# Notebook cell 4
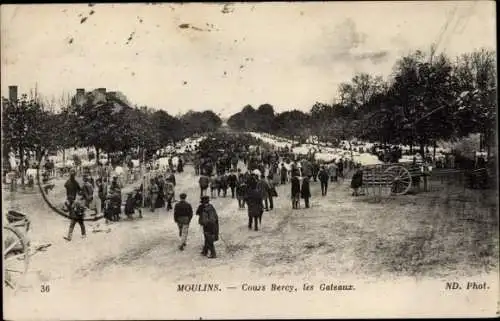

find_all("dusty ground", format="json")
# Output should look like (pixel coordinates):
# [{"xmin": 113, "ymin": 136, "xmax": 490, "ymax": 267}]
[{"xmin": 3, "ymin": 164, "xmax": 499, "ymax": 319}]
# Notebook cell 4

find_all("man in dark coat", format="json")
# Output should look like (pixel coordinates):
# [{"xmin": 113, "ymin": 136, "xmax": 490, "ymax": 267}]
[
  {"xmin": 231, "ymin": 154, "xmax": 239, "ymax": 171},
  {"xmin": 236, "ymin": 178, "xmax": 248, "ymax": 209},
  {"xmin": 82, "ymin": 176, "xmax": 94, "ymax": 209},
  {"xmin": 280, "ymin": 164, "xmax": 288, "ymax": 184},
  {"xmin": 318, "ymin": 165, "xmax": 330, "ymax": 196},
  {"xmin": 227, "ymin": 170, "xmax": 238, "ymax": 198},
  {"xmin": 177, "ymin": 157, "xmax": 184, "ymax": 173},
  {"xmin": 124, "ymin": 192, "xmax": 137, "ymax": 220},
  {"xmin": 301, "ymin": 176, "xmax": 311, "ymax": 208},
  {"xmin": 312, "ymin": 161, "xmax": 320, "ymax": 182},
  {"xmin": 351, "ymin": 169, "xmax": 363, "ymax": 196},
  {"xmin": 155, "ymin": 175, "xmax": 166, "ymax": 209},
  {"xmin": 196, "ymin": 196, "xmax": 219, "ymax": 258},
  {"xmin": 291, "ymin": 174, "xmax": 301, "ymax": 209},
  {"xmin": 199, "ymin": 174, "xmax": 210, "ymax": 198},
  {"xmin": 64, "ymin": 169, "xmax": 81, "ymax": 209},
  {"xmin": 174, "ymin": 193, "xmax": 193, "ymax": 251},
  {"xmin": 109, "ymin": 176, "xmax": 123, "ymax": 221},
  {"xmin": 64, "ymin": 169, "xmax": 85, "ymax": 241},
  {"xmin": 337, "ymin": 159, "xmax": 344, "ymax": 179},
  {"xmin": 246, "ymin": 187, "xmax": 263, "ymax": 231},
  {"xmin": 219, "ymin": 173, "xmax": 228, "ymax": 197}
]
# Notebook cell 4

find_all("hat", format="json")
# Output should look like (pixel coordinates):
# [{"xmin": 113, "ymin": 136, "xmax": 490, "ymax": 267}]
[
  {"xmin": 180, "ymin": 193, "xmax": 187, "ymax": 199},
  {"xmin": 201, "ymin": 195, "xmax": 210, "ymax": 203}
]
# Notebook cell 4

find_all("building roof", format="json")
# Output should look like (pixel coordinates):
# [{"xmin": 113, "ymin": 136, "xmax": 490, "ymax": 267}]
[{"xmin": 71, "ymin": 88, "xmax": 133, "ymax": 113}]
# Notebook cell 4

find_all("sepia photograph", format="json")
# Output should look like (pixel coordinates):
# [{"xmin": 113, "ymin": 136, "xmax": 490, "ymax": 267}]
[{"xmin": 2, "ymin": 2, "xmax": 498, "ymax": 319}]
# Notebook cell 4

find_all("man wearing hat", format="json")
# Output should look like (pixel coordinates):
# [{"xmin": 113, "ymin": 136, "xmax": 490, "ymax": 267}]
[
  {"xmin": 64, "ymin": 168, "xmax": 81, "ymax": 210},
  {"xmin": 196, "ymin": 196, "xmax": 219, "ymax": 258},
  {"xmin": 63, "ymin": 168, "xmax": 86, "ymax": 241},
  {"xmin": 174, "ymin": 193, "xmax": 193, "ymax": 251}
]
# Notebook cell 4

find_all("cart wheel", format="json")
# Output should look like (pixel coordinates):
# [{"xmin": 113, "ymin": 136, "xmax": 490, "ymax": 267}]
[
  {"xmin": 385, "ymin": 165, "xmax": 412, "ymax": 195},
  {"xmin": 3, "ymin": 226, "xmax": 30, "ymax": 290}
]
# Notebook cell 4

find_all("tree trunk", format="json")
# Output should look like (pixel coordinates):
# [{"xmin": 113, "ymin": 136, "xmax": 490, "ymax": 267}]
[
  {"xmin": 63, "ymin": 149, "xmax": 66, "ymax": 164},
  {"xmin": 96, "ymin": 147, "xmax": 100, "ymax": 164},
  {"xmin": 433, "ymin": 141, "xmax": 437, "ymax": 162},
  {"xmin": 419, "ymin": 142, "xmax": 425, "ymax": 158}
]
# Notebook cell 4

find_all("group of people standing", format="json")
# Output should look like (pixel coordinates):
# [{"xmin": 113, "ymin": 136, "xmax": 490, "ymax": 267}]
[
  {"xmin": 60, "ymin": 144, "xmax": 358, "ymax": 261},
  {"xmin": 145, "ymin": 170, "xmax": 177, "ymax": 212}
]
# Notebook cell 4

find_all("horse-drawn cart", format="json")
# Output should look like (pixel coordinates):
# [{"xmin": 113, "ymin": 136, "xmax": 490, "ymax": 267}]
[{"xmin": 361, "ymin": 161, "xmax": 428, "ymax": 197}]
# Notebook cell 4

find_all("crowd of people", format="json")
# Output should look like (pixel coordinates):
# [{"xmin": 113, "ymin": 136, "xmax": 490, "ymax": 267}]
[{"xmin": 59, "ymin": 141, "xmax": 361, "ymax": 259}]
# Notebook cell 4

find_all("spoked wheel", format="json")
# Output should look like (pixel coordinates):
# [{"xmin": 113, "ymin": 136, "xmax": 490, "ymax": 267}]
[
  {"xmin": 385, "ymin": 165, "xmax": 412, "ymax": 195},
  {"xmin": 3, "ymin": 226, "xmax": 30, "ymax": 290}
]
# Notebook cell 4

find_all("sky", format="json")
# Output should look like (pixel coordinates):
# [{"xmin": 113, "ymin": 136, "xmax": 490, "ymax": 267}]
[{"xmin": 1, "ymin": 2, "xmax": 496, "ymax": 117}]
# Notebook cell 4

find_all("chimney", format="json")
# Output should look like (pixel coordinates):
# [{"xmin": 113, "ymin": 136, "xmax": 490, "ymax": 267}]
[
  {"xmin": 97, "ymin": 88, "xmax": 106, "ymax": 94},
  {"xmin": 76, "ymin": 88, "xmax": 85, "ymax": 96},
  {"xmin": 8, "ymin": 85, "xmax": 18, "ymax": 102}
]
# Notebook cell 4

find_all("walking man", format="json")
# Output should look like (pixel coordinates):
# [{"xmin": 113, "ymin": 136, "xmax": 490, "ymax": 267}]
[
  {"xmin": 337, "ymin": 159, "xmax": 344, "ymax": 179},
  {"xmin": 246, "ymin": 184, "xmax": 263, "ymax": 231},
  {"xmin": 174, "ymin": 193, "xmax": 193, "ymax": 251},
  {"xmin": 64, "ymin": 169, "xmax": 86, "ymax": 241},
  {"xmin": 301, "ymin": 176, "xmax": 311, "ymax": 208},
  {"xmin": 280, "ymin": 164, "xmax": 288, "ymax": 184},
  {"xmin": 196, "ymin": 196, "xmax": 219, "ymax": 259},
  {"xmin": 199, "ymin": 173, "xmax": 210, "ymax": 198},
  {"xmin": 291, "ymin": 174, "xmax": 301, "ymax": 209},
  {"xmin": 236, "ymin": 177, "xmax": 248, "ymax": 209},
  {"xmin": 318, "ymin": 165, "xmax": 329, "ymax": 196}
]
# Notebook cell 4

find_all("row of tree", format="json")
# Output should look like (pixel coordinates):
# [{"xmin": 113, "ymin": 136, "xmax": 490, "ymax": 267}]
[
  {"xmin": 2, "ymin": 89, "xmax": 222, "ymax": 180},
  {"xmin": 227, "ymin": 47, "xmax": 497, "ymax": 157}
]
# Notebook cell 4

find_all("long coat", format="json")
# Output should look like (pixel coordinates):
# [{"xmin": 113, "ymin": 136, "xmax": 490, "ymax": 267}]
[
  {"xmin": 351, "ymin": 170, "xmax": 363, "ymax": 189},
  {"xmin": 246, "ymin": 189, "xmax": 263, "ymax": 218},
  {"xmin": 291, "ymin": 176, "xmax": 301, "ymax": 198},
  {"xmin": 301, "ymin": 177, "xmax": 311, "ymax": 199},
  {"xmin": 318, "ymin": 169, "xmax": 329, "ymax": 182},
  {"xmin": 256, "ymin": 178, "xmax": 270, "ymax": 199},
  {"xmin": 199, "ymin": 175, "xmax": 210, "ymax": 189},
  {"xmin": 236, "ymin": 182, "xmax": 248, "ymax": 200},
  {"xmin": 196, "ymin": 203, "xmax": 219, "ymax": 242}
]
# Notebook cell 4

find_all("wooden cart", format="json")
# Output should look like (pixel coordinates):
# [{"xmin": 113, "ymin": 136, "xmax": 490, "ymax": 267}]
[{"xmin": 361, "ymin": 161, "xmax": 426, "ymax": 196}]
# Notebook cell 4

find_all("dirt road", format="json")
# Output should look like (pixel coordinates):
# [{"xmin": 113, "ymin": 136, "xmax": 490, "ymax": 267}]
[{"xmin": 4, "ymin": 163, "xmax": 498, "ymax": 319}]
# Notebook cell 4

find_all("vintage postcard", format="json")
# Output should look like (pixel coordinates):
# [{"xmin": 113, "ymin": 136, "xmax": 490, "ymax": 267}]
[{"xmin": 2, "ymin": 2, "xmax": 498, "ymax": 319}]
